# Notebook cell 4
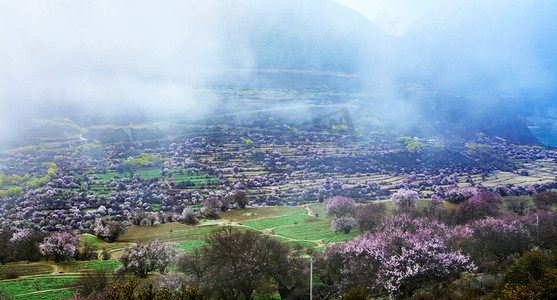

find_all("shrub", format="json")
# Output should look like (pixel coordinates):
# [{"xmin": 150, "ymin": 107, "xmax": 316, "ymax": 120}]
[
  {"xmin": 339, "ymin": 285, "xmax": 369, "ymax": 300},
  {"xmin": 181, "ymin": 207, "xmax": 198, "ymax": 225},
  {"xmin": 75, "ymin": 240, "xmax": 100, "ymax": 261},
  {"xmin": 497, "ymin": 270, "xmax": 557, "ymax": 300},
  {"xmin": 503, "ymin": 251, "xmax": 547, "ymax": 285},
  {"xmin": 331, "ymin": 217, "xmax": 356, "ymax": 234},
  {"xmin": 494, "ymin": 250, "xmax": 557, "ymax": 299},
  {"xmin": 533, "ymin": 191, "xmax": 557, "ymax": 210},
  {"xmin": 355, "ymin": 202, "xmax": 386, "ymax": 232},
  {"xmin": 107, "ymin": 276, "xmax": 206, "ymax": 300},
  {"xmin": 455, "ymin": 192, "xmax": 501, "ymax": 224},
  {"xmin": 3, "ymin": 270, "xmax": 19, "ymax": 279},
  {"xmin": 459, "ymin": 218, "xmax": 533, "ymax": 272},
  {"xmin": 100, "ymin": 247, "xmax": 111, "ymax": 260},
  {"xmin": 107, "ymin": 276, "xmax": 140, "ymax": 300},
  {"xmin": 94, "ymin": 219, "xmax": 126, "ymax": 243},
  {"xmin": 76, "ymin": 269, "xmax": 108, "ymax": 297}
]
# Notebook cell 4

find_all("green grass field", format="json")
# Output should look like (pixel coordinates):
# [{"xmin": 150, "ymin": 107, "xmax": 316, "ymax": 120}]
[
  {"xmin": 14, "ymin": 289, "xmax": 75, "ymax": 300},
  {"xmin": 0, "ymin": 275, "xmax": 76, "ymax": 300},
  {"xmin": 177, "ymin": 240, "xmax": 206, "ymax": 253},
  {"xmin": 240, "ymin": 214, "xmax": 317, "ymax": 230},
  {"xmin": 272, "ymin": 220, "xmax": 336, "ymax": 240},
  {"xmin": 220, "ymin": 205, "xmax": 307, "ymax": 222},
  {"xmin": 287, "ymin": 240, "xmax": 318, "ymax": 249},
  {"xmin": 58, "ymin": 260, "xmax": 122, "ymax": 274},
  {"xmin": 79, "ymin": 234, "xmax": 102, "ymax": 244}
]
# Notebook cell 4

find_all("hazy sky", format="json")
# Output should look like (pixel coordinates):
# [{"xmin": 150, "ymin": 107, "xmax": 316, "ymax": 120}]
[
  {"xmin": 0, "ymin": 0, "xmax": 256, "ymax": 139},
  {"xmin": 1, "ymin": 0, "xmax": 556, "ymax": 142},
  {"xmin": 337, "ymin": 0, "xmax": 557, "ymax": 93},
  {"xmin": 333, "ymin": 0, "xmax": 440, "ymax": 37},
  {"xmin": 333, "ymin": 0, "xmax": 539, "ymax": 37}
]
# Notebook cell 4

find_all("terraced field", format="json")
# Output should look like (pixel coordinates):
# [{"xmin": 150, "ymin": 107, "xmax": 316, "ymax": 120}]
[
  {"xmin": 0, "ymin": 263, "xmax": 53, "ymax": 278},
  {"xmin": 196, "ymin": 142, "xmax": 557, "ymax": 203}
]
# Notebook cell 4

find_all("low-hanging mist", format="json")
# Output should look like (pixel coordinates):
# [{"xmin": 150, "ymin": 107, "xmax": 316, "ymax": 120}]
[{"xmin": 1, "ymin": 0, "xmax": 556, "ymax": 147}]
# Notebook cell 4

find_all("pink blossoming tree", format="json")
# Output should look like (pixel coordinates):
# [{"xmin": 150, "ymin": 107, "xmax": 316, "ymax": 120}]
[
  {"xmin": 324, "ymin": 196, "xmax": 356, "ymax": 219},
  {"xmin": 340, "ymin": 214, "xmax": 475, "ymax": 297},
  {"xmin": 39, "ymin": 231, "xmax": 80, "ymax": 262},
  {"xmin": 324, "ymin": 196, "xmax": 357, "ymax": 234}
]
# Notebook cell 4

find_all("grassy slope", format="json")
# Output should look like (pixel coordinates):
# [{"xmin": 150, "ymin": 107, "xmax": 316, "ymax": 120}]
[
  {"xmin": 1, "ymin": 197, "xmax": 550, "ymax": 299},
  {"xmin": 1, "ymin": 203, "xmax": 359, "ymax": 299}
]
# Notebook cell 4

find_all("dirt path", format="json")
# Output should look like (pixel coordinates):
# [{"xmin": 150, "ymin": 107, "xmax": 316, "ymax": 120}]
[
  {"xmin": 15, "ymin": 287, "xmax": 74, "ymax": 298},
  {"xmin": 50, "ymin": 263, "xmax": 64, "ymax": 274},
  {"xmin": 303, "ymin": 204, "xmax": 313, "ymax": 216},
  {"xmin": 200, "ymin": 212, "xmax": 331, "ymax": 248}
]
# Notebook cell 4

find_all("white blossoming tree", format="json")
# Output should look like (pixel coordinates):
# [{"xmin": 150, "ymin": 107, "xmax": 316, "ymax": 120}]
[
  {"xmin": 93, "ymin": 218, "xmax": 126, "ymax": 242},
  {"xmin": 116, "ymin": 240, "xmax": 182, "ymax": 278},
  {"xmin": 390, "ymin": 188, "xmax": 420, "ymax": 207}
]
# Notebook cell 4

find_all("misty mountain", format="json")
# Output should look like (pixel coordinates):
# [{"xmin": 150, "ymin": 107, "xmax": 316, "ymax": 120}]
[
  {"xmin": 334, "ymin": 0, "xmax": 557, "ymax": 94},
  {"xmin": 0, "ymin": 0, "xmax": 552, "ymax": 148},
  {"xmin": 211, "ymin": 0, "xmax": 394, "ymax": 79}
]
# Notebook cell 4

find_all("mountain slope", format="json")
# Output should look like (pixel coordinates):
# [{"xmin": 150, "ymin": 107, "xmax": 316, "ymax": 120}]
[{"xmin": 333, "ymin": 0, "xmax": 557, "ymax": 93}]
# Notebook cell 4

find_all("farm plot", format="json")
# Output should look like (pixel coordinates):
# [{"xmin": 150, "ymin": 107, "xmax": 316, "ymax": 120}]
[
  {"xmin": 58, "ymin": 260, "xmax": 122, "ymax": 274},
  {"xmin": 79, "ymin": 234, "xmax": 102, "ymax": 244},
  {"xmin": 272, "ymin": 219, "xmax": 337, "ymax": 240},
  {"xmin": 0, "ymin": 263, "xmax": 53, "ymax": 278},
  {"xmin": 220, "ymin": 205, "xmax": 307, "ymax": 222},
  {"xmin": 177, "ymin": 240, "xmax": 206, "ymax": 253},
  {"xmin": 229, "ymin": 204, "xmax": 359, "ymax": 246},
  {"xmin": 118, "ymin": 222, "xmax": 218, "ymax": 245},
  {"xmin": 82, "ymin": 168, "xmax": 219, "ymax": 195}
]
